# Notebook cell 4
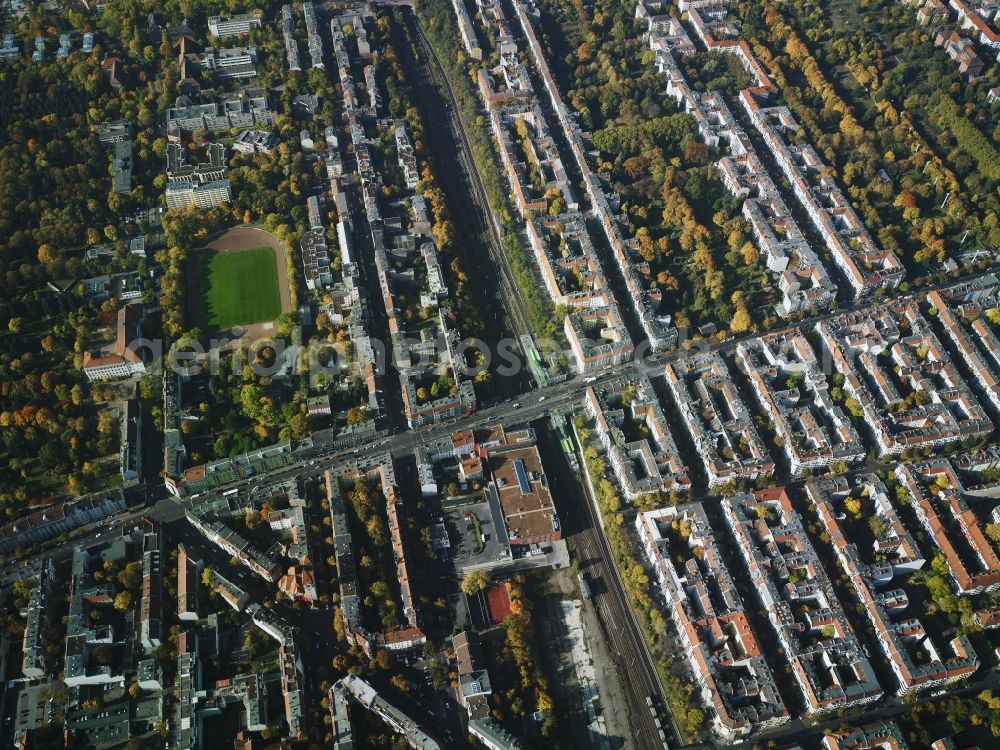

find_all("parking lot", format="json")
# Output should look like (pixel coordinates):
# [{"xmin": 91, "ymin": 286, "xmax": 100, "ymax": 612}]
[{"xmin": 442, "ymin": 497, "xmax": 507, "ymax": 572}]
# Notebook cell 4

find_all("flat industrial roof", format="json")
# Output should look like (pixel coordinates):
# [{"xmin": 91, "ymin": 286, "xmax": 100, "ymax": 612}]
[{"xmin": 489, "ymin": 444, "xmax": 557, "ymax": 542}]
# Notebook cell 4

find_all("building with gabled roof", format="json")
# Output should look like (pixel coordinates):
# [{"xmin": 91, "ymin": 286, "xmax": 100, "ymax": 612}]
[
  {"xmin": 641, "ymin": 10, "xmax": 836, "ymax": 320},
  {"xmin": 808, "ymin": 475, "xmax": 979, "ymax": 695},
  {"xmin": 929, "ymin": 277, "xmax": 1000, "ymax": 417},
  {"xmin": 21, "ymin": 558, "xmax": 53, "ymax": 679},
  {"xmin": 636, "ymin": 502, "xmax": 788, "ymax": 739},
  {"xmin": 209, "ymin": 672, "xmax": 267, "ymax": 732},
  {"xmin": 302, "ymin": 0, "xmax": 324, "ymax": 68},
  {"xmin": 82, "ymin": 303, "xmax": 146, "ymax": 381},
  {"xmin": 741, "ymin": 92, "xmax": 904, "ymax": 297},
  {"xmin": 514, "ymin": 0, "xmax": 677, "ymax": 352},
  {"xmin": 666, "ymin": 352, "xmax": 774, "ymax": 487},
  {"xmin": 451, "ymin": 0, "xmax": 482, "ymax": 60},
  {"xmin": 896, "ymin": 459, "xmax": 1000, "ymax": 595},
  {"xmin": 949, "ymin": 0, "xmax": 1000, "ymax": 50},
  {"xmin": 564, "ymin": 304, "xmax": 634, "ymax": 374},
  {"xmin": 822, "ymin": 721, "xmax": 910, "ymax": 750},
  {"xmin": 176, "ymin": 543, "xmax": 201, "ymax": 621},
  {"xmin": 723, "ymin": 489, "xmax": 882, "ymax": 713},
  {"xmin": 586, "ymin": 372, "xmax": 690, "ymax": 499},
  {"xmin": 817, "ymin": 300, "xmax": 992, "ymax": 455},
  {"xmin": 185, "ymin": 511, "xmax": 281, "ymax": 583},
  {"xmin": 325, "ymin": 460, "xmax": 427, "ymax": 657},
  {"xmin": 525, "ymin": 213, "xmax": 611, "ymax": 311},
  {"xmin": 738, "ymin": 330, "xmax": 865, "ymax": 474},
  {"xmin": 586, "ymin": 373, "xmax": 691, "ymax": 500},
  {"xmin": 331, "ymin": 675, "xmax": 441, "ymax": 750},
  {"xmin": 281, "ymin": 5, "xmax": 301, "ymax": 71}
]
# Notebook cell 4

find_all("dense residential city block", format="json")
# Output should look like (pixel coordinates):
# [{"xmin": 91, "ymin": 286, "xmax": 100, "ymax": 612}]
[{"xmin": 5, "ymin": 0, "xmax": 1000, "ymax": 748}]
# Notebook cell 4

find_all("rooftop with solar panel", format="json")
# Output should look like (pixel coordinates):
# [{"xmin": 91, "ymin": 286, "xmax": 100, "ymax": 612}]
[{"xmin": 487, "ymin": 435, "xmax": 562, "ymax": 548}]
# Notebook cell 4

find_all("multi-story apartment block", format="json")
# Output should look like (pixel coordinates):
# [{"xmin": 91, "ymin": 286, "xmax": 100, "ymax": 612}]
[
  {"xmin": 176, "ymin": 543, "xmax": 201, "ymax": 621},
  {"xmin": 354, "ymin": 12, "xmax": 372, "ymax": 59},
  {"xmin": 0, "ymin": 490, "xmax": 126, "ymax": 555},
  {"xmin": 80, "ymin": 272, "xmax": 144, "ymax": 304},
  {"xmin": 112, "ymin": 139, "xmax": 132, "ymax": 195},
  {"xmin": 247, "ymin": 605, "xmax": 304, "ymax": 737},
  {"xmin": 333, "ymin": 23, "xmax": 476, "ymax": 431},
  {"xmin": 395, "ymin": 123, "xmax": 420, "ymax": 189},
  {"xmin": 208, "ymin": 12, "xmax": 263, "ymax": 38},
  {"xmin": 0, "ymin": 33, "xmax": 20, "ymax": 58},
  {"xmin": 817, "ymin": 300, "xmax": 992, "ymax": 456},
  {"xmin": 139, "ymin": 523, "xmax": 163, "ymax": 653},
  {"xmin": 916, "ymin": 0, "xmax": 951, "ymax": 26},
  {"xmin": 741, "ymin": 94, "xmax": 904, "ymax": 297},
  {"xmin": 166, "ymin": 88, "xmax": 275, "ymax": 141},
  {"xmin": 949, "ymin": 0, "xmax": 1000, "ymax": 51},
  {"xmin": 120, "ymin": 397, "xmax": 142, "ymax": 481},
  {"xmin": 396, "ymin": 308, "xmax": 478, "ymax": 428},
  {"xmin": 174, "ymin": 632, "xmax": 198, "ymax": 750},
  {"xmin": 686, "ymin": 3, "xmax": 776, "ymax": 90},
  {"xmin": 808, "ymin": 475, "xmax": 979, "ymax": 694},
  {"xmin": 723, "ymin": 489, "xmax": 882, "ymax": 713},
  {"xmin": 303, "ymin": 0, "xmax": 324, "ymax": 68},
  {"xmin": 165, "ymin": 142, "xmax": 231, "ymax": 210},
  {"xmin": 64, "ymin": 546, "xmax": 126, "ymax": 688},
  {"xmin": 514, "ymin": 0, "xmax": 678, "ymax": 351},
  {"xmin": 185, "ymin": 511, "xmax": 282, "ymax": 582},
  {"xmin": 525, "ymin": 213, "xmax": 611, "ymax": 310},
  {"xmin": 207, "ymin": 672, "xmax": 267, "ymax": 732},
  {"xmin": 281, "ymin": 5, "xmax": 301, "ymax": 71},
  {"xmin": 269, "ymin": 496, "xmax": 318, "ymax": 604},
  {"xmin": 477, "ymin": 52, "xmax": 531, "ymax": 105},
  {"xmin": 330, "ymin": 675, "xmax": 442, "ymax": 750},
  {"xmin": 895, "ymin": 459, "xmax": 1000, "ymax": 595},
  {"xmin": 929, "ymin": 277, "xmax": 1000, "ymax": 416},
  {"xmin": 585, "ymin": 372, "xmax": 690, "ymax": 500},
  {"xmin": 97, "ymin": 119, "xmax": 131, "ymax": 144},
  {"xmin": 823, "ymin": 722, "xmax": 911, "ymax": 750},
  {"xmin": 564, "ymin": 304, "xmax": 634, "ymax": 374},
  {"xmin": 193, "ymin": 45, "xmax": 258, "ymax": 79},
  {"xmin": 666, "ymin": 352, "xmax": 775, "ymax": 487},
  {"xmin": 451, "ymin": 0, "xmax": 482, "ymax": 60},
  {"xmin": 719, "ymin": 145, "xmax": 838, "ymax": 316},
  {"xmin": 954, "ymin": 444, "xmax": 1000, "ymax": 472},
  {"xmin": 490, "ymin": 103, "xmax": 576, "ymax": 218},
  {"xmin": 452, "ymin": 630, "xmax": 518, "ymax": 749},
  {"xmin": 935, "ymin": 29, "xmax": 986, "ymax": 77},
  {"xmin": 463, "ymin": 4, "xmax": 640, "ymax": 370},
  {"xmin": 737, "ymin": 331, "xmax": 866, "ymax": 475},
  {"xmin": 232, "ymin": 129, "xmax": 278, "ymax": 154},
  {"xmin": 636, "ymin": 503, "xmax": 788, "ymax": 739},
  {"xmin": 21, "ymin": 558, "xmax": 53, "ymax": 679},
  {"xmin": 301, "ymin": 194, "xmax": 333, "ymax": 290},
  {"xmin": 207, "ymin": 568, "xmax": 250, "ymax": 611},
  {"xmin": 641, "ymin": 17, "xmax": 837, "ymax": 319},
  {"xmin": 325, "ymin": 461, "xmax": 427, "ymax": 657}
]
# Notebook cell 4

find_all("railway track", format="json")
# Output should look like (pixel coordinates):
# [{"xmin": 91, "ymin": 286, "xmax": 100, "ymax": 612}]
[
  {"xmin": 404, "ymin": 10, "xmax": 535, "ymax": 343},
  {"xmin": 569, "ymin": 438, "xmax": 679, "ymax": 750}
]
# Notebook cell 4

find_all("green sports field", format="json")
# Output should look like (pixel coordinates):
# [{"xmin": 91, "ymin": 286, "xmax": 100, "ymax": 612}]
[{"xmin": 196, "ymin": 246, "xmax": 282, "ymax": 329}]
